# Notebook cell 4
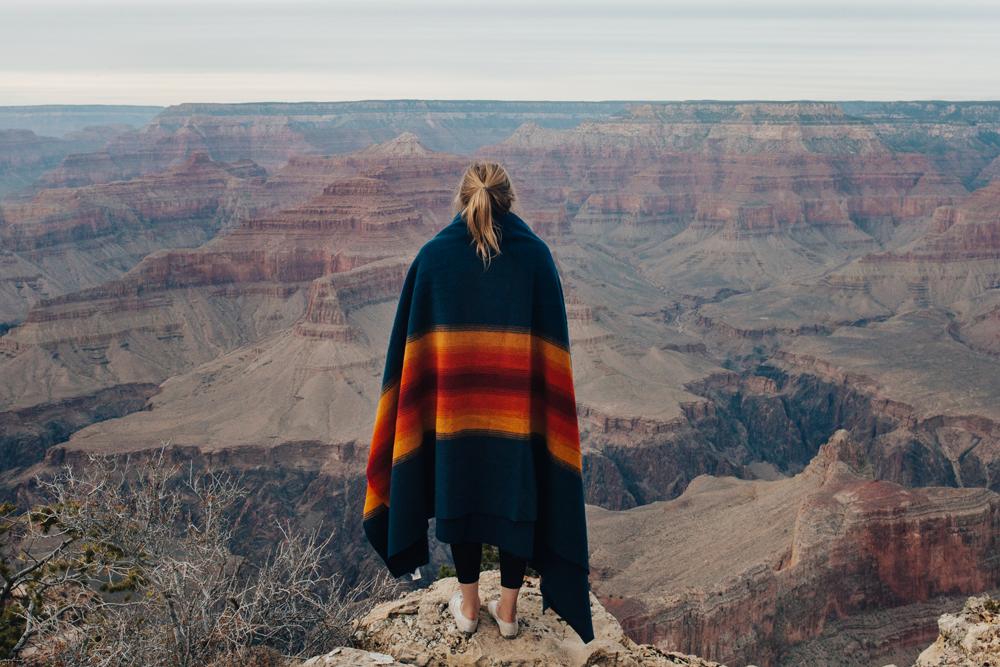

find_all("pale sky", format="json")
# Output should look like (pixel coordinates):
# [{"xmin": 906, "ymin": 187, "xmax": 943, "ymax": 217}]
[{"xmin": 2, "ymin": 0, "xmax": 999, "ymax": 105}]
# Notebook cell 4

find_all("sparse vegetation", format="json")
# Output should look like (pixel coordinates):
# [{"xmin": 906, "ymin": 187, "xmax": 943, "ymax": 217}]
[
  {"xmin": 481, "ymin": 544, "xmax": 500, "ymax": 571},
  {"xmin": 985, "ymin": 597, "xmax": 999, "ymax": 615},
  {"xmin": 0, "ymin": 450, "xmax": 396, "ymax": 666}
]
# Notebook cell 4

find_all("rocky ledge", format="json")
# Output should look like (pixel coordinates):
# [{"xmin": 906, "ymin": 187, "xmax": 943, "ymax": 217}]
[
  {"xmin": 324, "ymin": 570, "xmax": 724, "ymax": 667},
  {"xmin": 914, "ymin": 596, "xmax": 1000, "ymax": 667}
]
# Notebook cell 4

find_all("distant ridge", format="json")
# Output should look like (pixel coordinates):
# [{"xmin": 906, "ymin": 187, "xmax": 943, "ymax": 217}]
[
  {"xmin": 0, "ymin": 105, "xmax": 164, "ymax": 137},
  {"xmin": 154, "ymin": 100, "xmax": 637, "ymax": 117}
]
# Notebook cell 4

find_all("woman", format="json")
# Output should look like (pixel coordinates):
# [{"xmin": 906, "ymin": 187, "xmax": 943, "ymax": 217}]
[{"xmin": 362, "ymin": 161, "xmax": 594, "ymax": 643}]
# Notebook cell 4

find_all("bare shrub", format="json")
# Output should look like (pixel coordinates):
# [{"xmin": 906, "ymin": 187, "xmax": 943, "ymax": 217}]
[{"xmin": 1, "ymin": 449, "xmax": 397, "ymax": 666}]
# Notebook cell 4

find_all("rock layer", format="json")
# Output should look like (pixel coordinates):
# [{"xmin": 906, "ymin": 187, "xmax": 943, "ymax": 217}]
[
  {"xmin": 480, "ymin": 103, "xmax": 968, "ymax": 300},
  {"xmin": 0, "ymin": 176, "xmax": 426, "ymax": 413},
  {"xmin": 826, "ymin": 180, "xmax": 1000, "ymax": 311},
  {"xmin": 0, "ymin": 152, "xmax": 270, "ymax": 324}
]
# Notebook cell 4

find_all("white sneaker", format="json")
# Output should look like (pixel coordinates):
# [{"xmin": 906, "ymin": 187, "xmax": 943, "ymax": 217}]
[
  {"xmin": 488, "ymin": 599, "xmax": 518, "ymax": 639},
  {"xmin": 449, "ymin": 591, "xmax": 478, "ymax": 635}
]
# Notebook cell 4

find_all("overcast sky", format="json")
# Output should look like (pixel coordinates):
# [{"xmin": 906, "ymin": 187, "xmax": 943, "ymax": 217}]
[{"xmin": 2, "ymin": 0, "xmax": 999, "ymax": 105}]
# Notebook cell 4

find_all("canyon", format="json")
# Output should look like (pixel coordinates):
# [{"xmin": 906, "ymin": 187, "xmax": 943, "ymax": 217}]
[
  {"xmin": 1, "ymin": 100, "xmax": 1000, "ymax": 667},
  {"xmin": 589, "ymin": 430, "xmax": 1000, "ymax": 667},
  {"xmin": 18, "ymin": 101, "xmax": 629, "ymax": 194}
]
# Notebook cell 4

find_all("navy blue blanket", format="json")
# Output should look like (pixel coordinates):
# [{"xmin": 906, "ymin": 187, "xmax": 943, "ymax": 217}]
[{"xmin": 363, "ymin": 211, "xmax": 594, "ymax": 642}]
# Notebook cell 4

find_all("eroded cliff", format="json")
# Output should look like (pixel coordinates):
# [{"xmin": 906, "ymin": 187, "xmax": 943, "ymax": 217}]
[{"xmin": 588, "ymin": 431, "xmax": 1000, "ymax": 667}]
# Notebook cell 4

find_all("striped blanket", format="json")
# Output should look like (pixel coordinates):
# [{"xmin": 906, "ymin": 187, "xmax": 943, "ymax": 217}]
[{"xmin": 363, "ymin": 211, "xmax": 594, "ymax": 642}]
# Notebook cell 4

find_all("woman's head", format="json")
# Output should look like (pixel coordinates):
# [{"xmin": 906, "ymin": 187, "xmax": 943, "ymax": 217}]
[{"xmin": 455, "ymin": 161, "xmax": 516, "ymax": 265}]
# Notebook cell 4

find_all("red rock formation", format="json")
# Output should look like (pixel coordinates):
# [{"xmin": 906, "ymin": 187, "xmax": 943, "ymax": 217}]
[
  {"xmin": 11, "ymin": 176, "xmax": 425, "ymax": 314},
  {"xmin": 0, "ymin": 175, "xmax": 428, "ymax": 422},
  {"xmin": 256, "ymin": 133, "xmax": 468, "ymax": 227},
  {"xmin": 33, "ymin": 150, "xmax": 136, "ymax": 190},
  {"xmin": 588, "ymin": 431, "xmax": 1000, "ymax": 667},
  {"xmin": 295, "ymin": 258, "xmax": 411, "ymax": 341},
  {"xmin": 0, "ymin": 134, "xmax": 465, "ymax": 329},
  {"xmin": 0, "ymin": 152, "xmax": 275, "ymax": 324}
]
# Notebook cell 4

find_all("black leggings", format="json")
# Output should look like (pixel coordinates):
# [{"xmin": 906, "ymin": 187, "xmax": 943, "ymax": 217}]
[{"xmin": 450, "ymin": 541, "xmax": 527, "ymax": 589}]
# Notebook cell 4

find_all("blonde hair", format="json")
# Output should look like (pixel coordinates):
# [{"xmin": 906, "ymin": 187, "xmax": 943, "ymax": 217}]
[{"xmin": 455, "ymin": 161, "xmax": 516, "ymax": 266}]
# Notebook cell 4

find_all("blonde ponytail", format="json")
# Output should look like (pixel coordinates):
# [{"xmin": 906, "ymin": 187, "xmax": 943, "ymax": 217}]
[{"xmin": 455, "ymin": 161, "xmax": 516, "ymax": 266}]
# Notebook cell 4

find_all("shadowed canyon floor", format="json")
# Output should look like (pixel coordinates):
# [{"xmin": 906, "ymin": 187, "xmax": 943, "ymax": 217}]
[{"xmin": 2, "ymin": 101, "xmax": 1000, "ymax": 667}]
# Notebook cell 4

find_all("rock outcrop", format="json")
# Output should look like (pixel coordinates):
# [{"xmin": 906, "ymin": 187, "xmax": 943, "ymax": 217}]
[
  {"xmin": 914, "ymin": 596, "xmax": 1000, "ymax": 667},
  {"xmin": 261, "ymin": 133, "xmax": 468, "ymax": 226},
  {"xmin": 352, "ymin": 570, "xmax": 725, "ymax": 667},
  {"xmin": 587, "ymin": 431, "xmax": 1000, "ymax": 667}
]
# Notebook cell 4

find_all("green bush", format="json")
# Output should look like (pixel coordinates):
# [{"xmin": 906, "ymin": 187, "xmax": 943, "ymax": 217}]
[
  {"xmin": 0, "ymin": 604, "xmax": 26, "ymax": 659},
  {"xmin": 481, "ymin": 544, "xmax": 499, "ymax": 570}
]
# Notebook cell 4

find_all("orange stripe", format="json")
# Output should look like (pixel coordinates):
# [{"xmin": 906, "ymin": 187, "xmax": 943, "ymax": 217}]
[
  {"xmin": 363, "ymin": 483, "xmax": 387, "ymax": 519},
  {"xmin": 367, "ymin": 381, "xmax": 400, "ymax": 504}
]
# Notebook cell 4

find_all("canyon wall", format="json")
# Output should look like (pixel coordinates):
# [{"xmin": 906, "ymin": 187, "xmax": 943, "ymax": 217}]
[
  {"xmin": 588, "ymin": 431, "xmax": 1000, "ymax": 667},
  {"xmin": 0, "ymin": 152, "xmax": 272, "ymax": 324},
  {"xmin": 1, "ymin": 101, "xmax": 999, "ymax": 667}
]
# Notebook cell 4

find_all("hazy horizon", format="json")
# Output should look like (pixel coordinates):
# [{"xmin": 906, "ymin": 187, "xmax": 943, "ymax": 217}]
[{"xmin": 2, "ymin": 0, "xmax": 999, "ymax": 106}]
